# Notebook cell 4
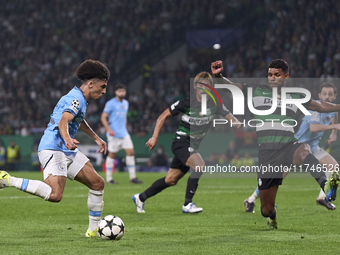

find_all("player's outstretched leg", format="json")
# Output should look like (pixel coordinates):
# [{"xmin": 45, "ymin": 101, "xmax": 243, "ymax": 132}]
[
  {"xmin": 324, "ymin": 170, "xmax": 340, "ymax": 202},
  {"xmin": 0, "ymin": 171, "xmax": 52, "ymax": 200}
]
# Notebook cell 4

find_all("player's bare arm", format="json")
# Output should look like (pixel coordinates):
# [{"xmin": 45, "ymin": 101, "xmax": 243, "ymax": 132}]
[
  {"xmin": 309, "ymin": 123, "xmax": 340, "ymax": 133},
  {"xmin": 100, "ymin": 112, "xmax": 115, "ymax": 136},
  {"xmin": 59, "ymin": 112, "xmax": 79, "ymax": 150},
  {"xmin": 307, "ymin": 100, "xmax": 340, "ymax": 113},
  {"xmin": 211, "ymin": 60, "xmax": 243, "ymax": 90},
  {"xmin": 146, "ymin": 108, "xmax": 172, "ymax": 150},
  {"xmin": 328, "ymin": 112, "xmax": 338, "ymax": 144},
  {"xmin": 79, "ymin": 120, "xmax": 107, "ymax": 154}
]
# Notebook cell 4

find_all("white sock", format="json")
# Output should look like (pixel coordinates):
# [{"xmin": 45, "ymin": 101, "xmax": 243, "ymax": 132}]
[
  {"xmin": 318, "ymin": 171, "xmax": 331, "ymax": 199},
  {"xmin": 248, "ymin": 188, "xmax": 259, "ymax": 203},
  {"xmin": 88, "ymin": 189, "xmax": 104, "ymax": 232},
  {"xmin": 106, "ymin": 157, "xmax": 114, "ymax": 182},
  {"xmin": 9, "ymin": 176, "xmax": 52, "ymax": 201},
  {"xmin": 126, "ymin": 156, "xmax": 136, "ymax": 180}
]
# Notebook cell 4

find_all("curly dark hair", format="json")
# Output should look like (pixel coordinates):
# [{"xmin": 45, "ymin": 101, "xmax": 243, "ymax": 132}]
[
  {"xmin": 76, "ymin": 59, "xmax": 110, "ymax": 82},
  {"xmin": 268, "ymin": 59, "xmax": 289, "ymax": 74}
]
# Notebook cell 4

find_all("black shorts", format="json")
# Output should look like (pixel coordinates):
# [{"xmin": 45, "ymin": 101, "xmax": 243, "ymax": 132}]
[
  {"xmin": 170, "ymin": 140, "xmax": 197, "ymax": 173},
  {"xmin": 257, "ymin": 141, "xmax": 302, "ymax": 190}
]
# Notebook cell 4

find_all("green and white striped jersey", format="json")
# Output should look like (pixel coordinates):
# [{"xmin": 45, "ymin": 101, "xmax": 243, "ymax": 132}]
[
  {"xmin": 169, "ymin": 96, "xmax": 230, "ymax": 148},
  {"xmin": 245, "ymin": 83, "xmax": 311, "ymax": 150}
]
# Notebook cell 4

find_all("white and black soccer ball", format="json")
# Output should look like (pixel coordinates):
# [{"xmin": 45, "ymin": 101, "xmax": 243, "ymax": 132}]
[
  {"xmin": 71, "ymin": 99, "xmax": 80, "ymax": 108},
  {"xmin": 97, "ymin": 215, "xmax": 125, "ymax": 240}
]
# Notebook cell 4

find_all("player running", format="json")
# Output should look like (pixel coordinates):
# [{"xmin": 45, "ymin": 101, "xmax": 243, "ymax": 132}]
[
  {"xmin": 101, "ymin": 84, "xmax": 142, "ymax": 184},
  {"xmin": 132, "ymin": 71, "xmax": 240, "ymax": 213},
  {"xmin": 244, "ymin": 82, "xmax": 340, "ymax": 212},
  {"xmin": 0, "ymin": 60, "xmax": 109, "ymax": 237},
  {"xmin": 211, "ymin": 59, "xmax": 340, "ymax": 229}
]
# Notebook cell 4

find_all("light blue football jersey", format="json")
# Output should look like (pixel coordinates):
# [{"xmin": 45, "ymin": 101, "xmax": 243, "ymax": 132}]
[
  {"xmin": 103, "ymin": 98, "xmax": 129, "ymax": 138},
  {"xmin": 38, "ymin": 86, "xmax": 87, "ymax": 153},
  {"xmin": 295, "ymin": 100, "xmax": 337, "ymax": 153}
]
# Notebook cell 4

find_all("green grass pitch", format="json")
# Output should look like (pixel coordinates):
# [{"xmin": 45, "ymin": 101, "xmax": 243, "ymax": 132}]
[{"xmin": 0, "ymin": 171, "xmax": 339, "ymax": 255}]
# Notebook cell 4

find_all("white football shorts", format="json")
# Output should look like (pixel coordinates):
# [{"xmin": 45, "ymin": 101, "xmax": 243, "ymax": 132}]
[
  {"xmin": 313, "ymin": 146, "xmax": 329, "ymax": 160},
  {"xmin": 107, "ymin": 134, "xmax": 133, "ymax": 153},
  {"xmin": 39, "ymin": 150, "xmax": 89, "ymax": 180}
]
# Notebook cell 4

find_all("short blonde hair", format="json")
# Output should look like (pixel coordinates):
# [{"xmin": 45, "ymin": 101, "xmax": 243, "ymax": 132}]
[{"xmin": 193, "ymin": 71, "xmax": 213, "ymax": 87}]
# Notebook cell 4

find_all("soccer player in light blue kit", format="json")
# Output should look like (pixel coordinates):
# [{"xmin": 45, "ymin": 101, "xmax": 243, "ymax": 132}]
[
  {"xmin": 244, "ymin": 82, "xmax": 340, "ymax": 212},
  {"xmin": 0, "ymin": 60, "xmax": 110, "ymax": 237},
  {"xmin": 101, "ymin": 84, "xmax": 142, "ymax": 184}
]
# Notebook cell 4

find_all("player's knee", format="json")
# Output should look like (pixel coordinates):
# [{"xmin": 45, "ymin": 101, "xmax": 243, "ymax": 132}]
[
  {"xmin": 91, "ymin": 176, "xmax": 105, "ymax": 191},
  {"xmin": 165, "ymin": 177, "xmax": 178, "ymax": 186},
  {"xmin": 87, "ymin": 175, "xmax": 105, "ymax": 191}
]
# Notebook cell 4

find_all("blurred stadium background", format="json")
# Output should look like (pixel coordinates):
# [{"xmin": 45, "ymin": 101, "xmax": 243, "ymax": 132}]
[{"xmin": 1, "ymin": 0, "xmax": 340, "ymax": 171}]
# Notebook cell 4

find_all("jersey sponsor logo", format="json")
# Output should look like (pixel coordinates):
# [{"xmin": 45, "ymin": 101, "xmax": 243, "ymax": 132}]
[{"xmin": 182, "ymin": 115, "xmax": 213, "ymax": 126}]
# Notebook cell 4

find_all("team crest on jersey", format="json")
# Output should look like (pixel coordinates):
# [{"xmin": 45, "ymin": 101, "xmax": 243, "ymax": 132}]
[
  {"xmin": 70, "ymin": 99, "xmax": 80, "ymax": 114},
  {"xmin": 325, "ymin": 116, "xmax": 330, "ymax": 123},
  {"xmin": 58, "ymin": 163, "xmax": 66, "ymax": 172},
  {"xmin": 311, "ymin": 111, "xmax": 319, "ymax": 121}
]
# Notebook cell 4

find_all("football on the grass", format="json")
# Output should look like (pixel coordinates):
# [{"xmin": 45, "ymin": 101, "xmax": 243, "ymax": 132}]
[{"xmin": 97, "ymin": 215, "xmax": 125, "ymax": 240}]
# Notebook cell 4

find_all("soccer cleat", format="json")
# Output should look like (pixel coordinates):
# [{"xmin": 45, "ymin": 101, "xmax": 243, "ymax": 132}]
[
  {"xmin": 130, "ymin": 178, "xmax": 143, "ymax": 184},
  {"xmin": 316, "ymin": 198, "xmax": 336, "ymax": 210},
  {"xmin": 267, "ymin": 218, "xmax": 278, "ymax": 229},
  {"xmin": 107, "ymin": 180, "xmax": 118, "ymax": 184},
  {"xmin": 243, "ymin": 199, "xmax": 255, "ymax": 213},
  {"xmin": 182, "ymin": 203, "xmax": 203, "ymax": 214},
  {"xmin": 324, "ymin": 170, "xmax": 340, "ymax": 202},
  {"xmin": 85, "ymin": 228, "xmax": 98, "ymax": 238},
  {"xmin": 132, "ymin": 194, "xmax": 145, "ymax": 213},
  {"xmin": 0, "ymin": 171, "xmax": 10, "ymax": 189}
]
